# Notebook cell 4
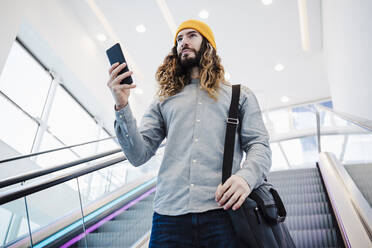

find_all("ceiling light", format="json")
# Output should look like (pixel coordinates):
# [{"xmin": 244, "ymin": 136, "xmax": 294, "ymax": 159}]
[
  {"xmin": 281, "ymin": 96, "xmax": 290, "ymax": 103},
  {"xmin": 224, "ymin": 72, "xmax": 231, "ymax": 80},
  {"xmin": 136, "ymin": 24, "xmax": 146, "ymax": 33},
  {"xmin": 199, "ymin": 10, "xmax": 209, "ymax": 19},
  {"xmin": 262, "ymin": 0, "xmax": 273, "ymax": 5},
  {"xmin": 274, "ymin": 64, "xmax": 285, "ymax": 72},
  {"xmin": 96, "ymin": 33, "xmax": 107, "ymax": 42},
  {"xmin": 134, "ymin": 87, "xmax": 143, "ymax": 95}
]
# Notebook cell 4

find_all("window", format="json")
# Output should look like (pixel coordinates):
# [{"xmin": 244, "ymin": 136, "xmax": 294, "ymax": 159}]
[
  {"xmin": 291, "ymin": 106, "xmax": 316, "ymax": 130},
  {"xmin": 280, "ymin": 136, "xmax": 318, "ymax": 166},
  {"xmin": 0, "ymin": 42, "xmax": 51, "ymax": 119},
  {"xmin": 35, "ymin": 131, "xmax": 79, "ymax": 168},
  {"xmin": 267, "ymin": 109, "xmax": 290, "ymax": 134},
  {"xmin": 270, "ymin": 143, "xmax": 289, "ymax": 171},
  {"xmin": 47, "ymin": 86, "xmax": 99, "ymax": 158},
  {"xmin": 0, "ymin": 95, "xmax": 38, "ymax": 154}
]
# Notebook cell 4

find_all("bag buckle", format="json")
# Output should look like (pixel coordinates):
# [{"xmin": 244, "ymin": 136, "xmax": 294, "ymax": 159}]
[{"xmin": 227, "ymin": 118, "xmax": 239, "ymax": 125}]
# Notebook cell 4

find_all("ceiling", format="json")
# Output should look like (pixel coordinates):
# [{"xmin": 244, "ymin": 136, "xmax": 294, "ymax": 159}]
[{"xmin": 63, "ymin": 0, "xmax": 330, "ymax": 113}]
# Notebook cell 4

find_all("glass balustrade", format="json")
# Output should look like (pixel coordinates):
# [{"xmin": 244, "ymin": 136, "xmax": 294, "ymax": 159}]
[
  {"xmin": 0, "ymin": 145, "xmax": 163, "ymax": 247},
  {"xmin": 317, "ymin": 106, "xmax": 372, "ymax": 207}
]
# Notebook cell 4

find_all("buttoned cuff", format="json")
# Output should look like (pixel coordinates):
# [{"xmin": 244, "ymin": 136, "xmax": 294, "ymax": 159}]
[{"xmin": 115, "ymin": 103, "xmax": 134, "ymax": 124}]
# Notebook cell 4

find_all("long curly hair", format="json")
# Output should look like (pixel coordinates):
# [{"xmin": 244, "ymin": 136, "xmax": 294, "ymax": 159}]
[{"xmin": 155, "ymin": 38, "xmax": 229, "ymax": 101}]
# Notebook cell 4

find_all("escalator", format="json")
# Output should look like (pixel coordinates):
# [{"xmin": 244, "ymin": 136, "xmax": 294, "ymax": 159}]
[
  {"xmin": 68, "ymin": 166, "xmax": 343, "ymax": 247},
  {"xmin": 73, "ymin": 192, "xmax": 155, "ymax": 248},
  {"xmin": 0, "ymin": 156, "xmax": 370, "ymax": 248},
  {"xmin": 1, "ymin": 104, "xmax": 371, "ymax": 248},
  {"xmin": 269, "ymin": 167, "xmax": 343, "ymax": 247}
]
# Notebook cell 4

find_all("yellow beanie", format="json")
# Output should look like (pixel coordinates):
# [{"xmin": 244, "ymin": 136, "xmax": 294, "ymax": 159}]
[{"xmin": 174, "ymin": 19, "xmax": 216, "ymax": 50}]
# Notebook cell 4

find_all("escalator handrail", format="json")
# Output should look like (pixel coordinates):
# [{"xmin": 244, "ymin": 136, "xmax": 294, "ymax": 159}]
[
  {"xmin": 315, "ymin": 104, "xmax": 372, "ymax": 132},
  {"xmin": 0, "ymin": 148, "xmax": 122, "ymax": 188},
  {"xmin": 0, "ymin": 136, "xmax": 118, "ymax": 164},
  {"xmin": 0, "ymin": 143, "xmax": 165, "ymax": 205},
  {"xmin": 0, "ymin": 154, "xmax": 126, "ymax": 205}
]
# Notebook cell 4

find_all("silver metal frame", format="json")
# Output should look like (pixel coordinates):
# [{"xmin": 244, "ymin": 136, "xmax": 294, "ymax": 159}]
[
  {"xmin": 326, "ymin": 153, "xmax": 372, "ymax": 239},
  {"xmin": 318, "ymin": 152, "xmax": 371, "ymax": 246}
]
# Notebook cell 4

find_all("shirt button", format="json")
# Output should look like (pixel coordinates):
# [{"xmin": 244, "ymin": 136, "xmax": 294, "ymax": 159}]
[
  {"xmin": 125, "ymin": 134, "xmax": 129, "ymax": 137},
  {"xmin": 119, "ymin": 115, "xmax": 123, "ymax": 118},
  {"xmin": 191, "ymin": 184, "xmax": 194, "ymax": 187}
]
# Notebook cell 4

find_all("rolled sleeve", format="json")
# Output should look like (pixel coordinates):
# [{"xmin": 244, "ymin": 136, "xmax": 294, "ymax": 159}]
[
  {"xmin": 114, "ymin": 100, "xmax": 166, "ymax": 166},
  {"xmin": 235, "ymin": 89, "xmax": 272, "ymax": 190}
]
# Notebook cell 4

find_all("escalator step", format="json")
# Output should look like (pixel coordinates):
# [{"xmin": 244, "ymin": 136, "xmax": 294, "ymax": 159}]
[
  {"xmin": 275, "ymin": 184, "xmax": 325, "ymax": 195},
  {"xmin": 114, "ymin": 208, "xmax": 154, "ymax": 221},
  {"xmin": 290, "ymin": 229, "xmax": 341, "ymax": 248},
  {"xmin": 97, "ymin": 218, "xmax": 151, "ymax": 233},
  {"xmin": 285, "ymin": 214, "xmax": 335, "ymax": 230},
  {"xmin": 75, "ymin": 194, "xmax": 155, "ymax": 247},
  {"xmin": 83, "ymin": 229, "xmax": 146, "ymax": 247},
  {"xmin": 269, "ymin": 168, "xmax": 319, "ymax": 178},
  {"xmin": 280, "ymin": 192, "xmax": 328, "ymax": 204},
  {"xmin": 286, "ymin": 202, "xmax": 331, "ymax": 216},
  {"xmin": 269, "ymin": 177, "xmax": 322, "ymax": 186}
]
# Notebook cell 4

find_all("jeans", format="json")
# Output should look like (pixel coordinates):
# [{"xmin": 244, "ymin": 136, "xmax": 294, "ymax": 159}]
[{"xmin": 149, "ymin": 208, "xmax": 238, "ymax": 248}]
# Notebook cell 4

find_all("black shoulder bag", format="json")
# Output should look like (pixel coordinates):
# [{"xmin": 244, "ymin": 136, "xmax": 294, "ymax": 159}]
[{"xmin": 222, "ymin": 84, "xmax": 296, "ymax": 248}]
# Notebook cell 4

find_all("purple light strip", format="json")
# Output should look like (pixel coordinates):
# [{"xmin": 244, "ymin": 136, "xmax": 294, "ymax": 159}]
[{"xmin": 61, "ymin": 187, "xmax": 156, "ymax": 248}]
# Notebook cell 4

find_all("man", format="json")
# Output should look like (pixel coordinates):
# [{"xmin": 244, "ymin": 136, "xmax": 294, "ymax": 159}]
[{"xmin": 107, "ymin": 20, "xmax": 271, "ymax": 247}]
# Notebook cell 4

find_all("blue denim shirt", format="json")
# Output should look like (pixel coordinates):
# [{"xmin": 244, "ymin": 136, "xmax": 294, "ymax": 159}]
[{"xmin": 114, "ymin": 79, "xmax": 272, "ymax": 216}]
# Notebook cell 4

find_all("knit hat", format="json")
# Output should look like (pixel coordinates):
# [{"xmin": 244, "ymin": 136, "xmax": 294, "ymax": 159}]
[{"xmin": 174, "ymin": 19, "xmax": 216, "ymax": 50}]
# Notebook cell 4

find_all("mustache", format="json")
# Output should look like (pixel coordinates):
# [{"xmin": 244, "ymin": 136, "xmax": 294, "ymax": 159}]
[{"xmin": 181, "ymin": 47, "xmax": 196, "ymax": 54}]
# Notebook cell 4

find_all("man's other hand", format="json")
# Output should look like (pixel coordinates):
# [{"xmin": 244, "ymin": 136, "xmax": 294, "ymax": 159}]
[{"xmin": 215, "ymin": 175, "xmax": 251, "ymax": 211}]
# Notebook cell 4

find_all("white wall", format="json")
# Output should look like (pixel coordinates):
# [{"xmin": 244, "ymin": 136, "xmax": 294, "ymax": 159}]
[
  {"xmin": 322, "ymin": 0, "xmax": 372, "ymax": 121},
  {"xmin": 0, "ymin": 1, "xmax": 24, "ymax": 76}
]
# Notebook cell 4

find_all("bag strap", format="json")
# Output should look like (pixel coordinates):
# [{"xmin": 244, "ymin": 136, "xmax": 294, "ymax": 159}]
[
  {"xmin": 221, "ymin": 85, "xmax": 287, "ymax": 223},
  {"xmin": 222, "ymin": 84, "xmax": 240, "ymax": 184},
  {"xmin": 270, "ymin": 188, "xmax": 287, "ymax": 223}
]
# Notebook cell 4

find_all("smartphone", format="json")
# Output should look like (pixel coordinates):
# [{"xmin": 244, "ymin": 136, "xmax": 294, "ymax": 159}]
[{"xmin": 106, "ymin": 43, "xmax": 133, "ymax": 84}]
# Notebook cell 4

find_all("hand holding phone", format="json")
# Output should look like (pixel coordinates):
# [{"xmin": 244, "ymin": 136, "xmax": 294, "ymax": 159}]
[
  {"xmin": 106, "ymin": 43, "xmax": 136, "ymax": 110},
  {"xmin": 106, "ymin": 43, "xmax": 133, "ymax": 84}
]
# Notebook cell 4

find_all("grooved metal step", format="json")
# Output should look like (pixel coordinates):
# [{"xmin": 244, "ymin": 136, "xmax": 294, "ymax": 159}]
[
  {"xmin": 280, "ymin": 192, "xmax": 328, "ymax": 204},
  {"xmin": 73, "ymin": 192, "xmax": 155, "ymax": 247},
  {"xmin": 290, "ymin": 229, "xmax": 340, "ymax": 248},
  {"xmin": 285, "ymin": 214, "xmax": 335, "ymax": 230},
  {"xmin": 273, "ymin": 168, "xmax": 343, "ymax": 247},
  {"xmin": 285, "ymin": 202, "xmax": 331, "ymax": 216}
]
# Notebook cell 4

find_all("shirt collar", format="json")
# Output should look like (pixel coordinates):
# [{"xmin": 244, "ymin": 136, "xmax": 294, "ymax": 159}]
[{"xmin": 190, "ymin": 78, "xmax": 200, "ymax": 84}]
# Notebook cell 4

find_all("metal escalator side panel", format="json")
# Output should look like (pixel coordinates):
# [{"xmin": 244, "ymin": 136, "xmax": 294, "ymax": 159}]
[{"xmin": 318, "ymin": 153, "xmax": 372, "ymax": 247}]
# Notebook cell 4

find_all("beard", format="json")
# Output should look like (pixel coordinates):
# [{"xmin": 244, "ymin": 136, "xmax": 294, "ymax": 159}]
[{"xmin": 178, "ymin": 48, "xmax": 202, "ymax": 71}]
